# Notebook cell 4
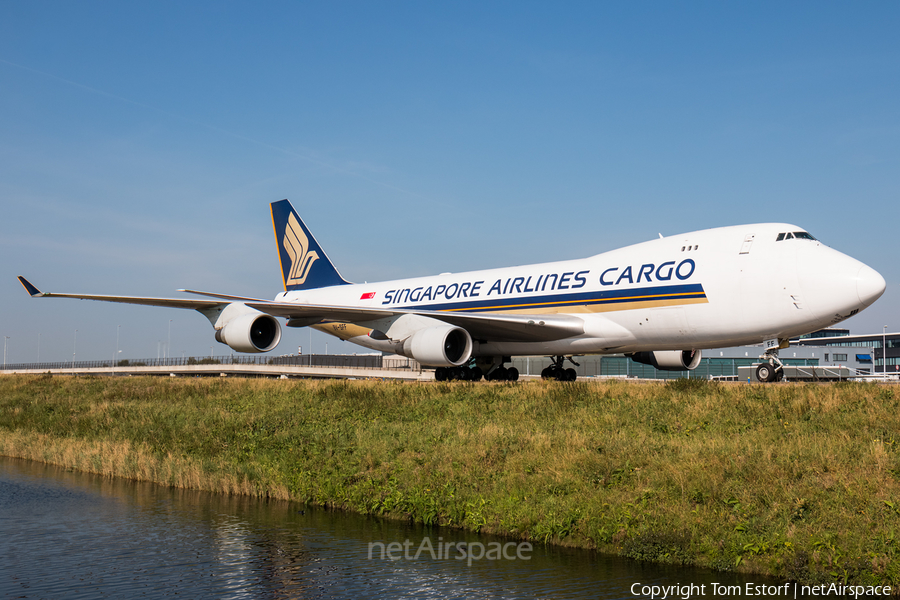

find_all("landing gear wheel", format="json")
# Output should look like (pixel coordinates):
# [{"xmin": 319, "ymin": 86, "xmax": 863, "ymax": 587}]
[
  {"xmin": 756, "ymin": 363, "xmax": 775, "ymax": 382},
  {"xmin": 469, "ymin": 367, "xmax": 483, "ymax": 382},
  {"xmin": 435, "ymin": 367, "xmax": 447, "ymax": 382},
  {"xmin": 506, "ymin": 367, "xmax": 519, "ymax": 382},
  {"xmin": 542, "ymin": 356, "xmax": 580, "ymax": 381}
]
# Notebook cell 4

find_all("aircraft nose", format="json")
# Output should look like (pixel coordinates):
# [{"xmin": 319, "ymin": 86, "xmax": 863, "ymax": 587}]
[
  {"xmin": 797, "ymin": 247, "xmax": 884, "ymax": 321},
  {"xmin": 856, "ymin": 263, "xmax": 886, "ymax": 307}
]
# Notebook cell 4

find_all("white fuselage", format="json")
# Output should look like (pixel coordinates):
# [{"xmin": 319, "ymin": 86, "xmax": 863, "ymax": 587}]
[{"xmin": 275, "ymin": 223, "xmax": 885, "ymax": 358}]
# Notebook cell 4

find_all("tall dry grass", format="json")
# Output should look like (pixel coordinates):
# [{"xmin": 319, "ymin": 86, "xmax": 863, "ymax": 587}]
[{"xmin": 1, "ymin": 374, "xmax": 899, "ymax": 587}]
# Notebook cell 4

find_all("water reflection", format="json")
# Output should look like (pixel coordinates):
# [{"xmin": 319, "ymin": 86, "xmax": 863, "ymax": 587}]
[{"xmin": 0, "ymin": 456, "xmax": 815, "ymax": 599}]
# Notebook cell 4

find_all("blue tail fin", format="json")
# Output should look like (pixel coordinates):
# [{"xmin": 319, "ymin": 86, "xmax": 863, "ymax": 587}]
[{"xmin": 270, "ymin": 200, "xmax": 351, "ymax": 291}]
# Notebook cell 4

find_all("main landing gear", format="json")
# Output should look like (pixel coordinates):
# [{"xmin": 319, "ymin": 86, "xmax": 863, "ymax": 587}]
[
  {"xmin": 484, "ymin": 364, "xmax": 519, "ymax": 382},
  {"xmin": 541, "ymin": 355, "xmax": 579, "ymax": 382},
  {"xmin": 434, "ymin": 365, "xmax": 480, "ymax": 381},
  {"xmin": 434, "ymin": 357, "xmax": 519, "ymax": 382}
]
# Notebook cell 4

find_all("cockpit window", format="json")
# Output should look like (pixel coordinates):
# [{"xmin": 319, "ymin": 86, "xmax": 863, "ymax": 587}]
[{"xmin": 776, "ymin": 231, "xmax": 817, "ymax": 241}]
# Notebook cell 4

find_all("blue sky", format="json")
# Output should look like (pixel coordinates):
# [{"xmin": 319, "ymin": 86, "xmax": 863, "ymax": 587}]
[{"xmin": 2, "ymin": 2, "xmax": 898, "ymax": 363}]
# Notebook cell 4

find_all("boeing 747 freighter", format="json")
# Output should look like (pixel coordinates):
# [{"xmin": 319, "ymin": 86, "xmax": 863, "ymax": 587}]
[{"xmin": 19, "ymin": 199, "xmax": 885, "ymax": 382}]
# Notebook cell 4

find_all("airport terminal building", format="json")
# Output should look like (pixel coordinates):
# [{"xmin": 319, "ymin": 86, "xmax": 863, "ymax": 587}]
[
  {"xmin": 510, "ymin": 328, "xmax": 883, "ymax": 380},
  {"xmin": 795, "ymin": 329, "xmax": 900, "ymax": 375}
]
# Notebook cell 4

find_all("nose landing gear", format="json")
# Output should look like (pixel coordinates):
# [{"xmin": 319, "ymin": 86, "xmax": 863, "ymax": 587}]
[{"xmin": 756, "ymin": 340, "xmax": 786, "ymax": 382}]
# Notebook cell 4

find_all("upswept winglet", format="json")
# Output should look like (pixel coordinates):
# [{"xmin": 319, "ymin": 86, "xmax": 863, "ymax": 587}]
[
  {"xmin": 270, "ymin": 200, "xmax": 350, "ymax": 292},
  {"xmin": 17, "ymin": 276, "xmax": 44, "ymax": 297}
]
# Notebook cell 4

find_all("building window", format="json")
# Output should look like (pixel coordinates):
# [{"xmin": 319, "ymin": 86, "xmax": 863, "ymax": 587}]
[
  {"xmin": 824, "ymin": 354, "xmax": 828, "ymax": 361},
  {"xmin": 834, "ymin": 354, "xmax": 847, "ymax": 361}
]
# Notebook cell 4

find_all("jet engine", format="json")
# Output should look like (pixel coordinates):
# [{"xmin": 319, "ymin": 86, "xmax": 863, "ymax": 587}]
[
  {"xmin": 401, "ymin": 324, "xmax": 473, "ymax": 367},
  {"xmin": 212, "ymin": 303, "xmax": 282, "ymax": 353},
  {"xmin": 628, "ymin": 350, "xmax": 702, "ymax": 371}
]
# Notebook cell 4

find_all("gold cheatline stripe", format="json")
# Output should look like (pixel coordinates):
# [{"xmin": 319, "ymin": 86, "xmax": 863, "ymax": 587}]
[{"xmin": 443, "ymin": 291, "xmax": 707, "ymax": 313}]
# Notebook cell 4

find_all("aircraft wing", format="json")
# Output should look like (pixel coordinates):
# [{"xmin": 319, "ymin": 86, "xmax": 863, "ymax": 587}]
[
  {"xmin": 17, "ymin": 276, "xmax": 226, "ymax": 310},
  {"xmin": 244, "ymin": 301, "xmax": 585, "ymax": 342},
  {"xmin": 411, "ymin": 310, "xmax": 585, "ymax": 342},
  {"xmin": 18, "ymin": 276, "xmax": 584, "ymax": 343}
]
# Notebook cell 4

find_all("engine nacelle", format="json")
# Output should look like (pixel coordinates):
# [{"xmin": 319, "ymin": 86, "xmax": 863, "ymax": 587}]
[
  {"xmin": 629, "ymin": 350, "xmax": 702, "ymax": 371},
  {"xmin": 401, "ymin": 324, "xmax": 473, "ymax": 367},
  {"xmin": 213, "ymin": 304, "xmax": 282, "ymax": 353}
]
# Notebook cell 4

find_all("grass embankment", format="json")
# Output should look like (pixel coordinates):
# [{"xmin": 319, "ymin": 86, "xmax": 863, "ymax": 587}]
[{"xmin": 1, "ymin": 375, "xmax": 899, "ymax": 586}]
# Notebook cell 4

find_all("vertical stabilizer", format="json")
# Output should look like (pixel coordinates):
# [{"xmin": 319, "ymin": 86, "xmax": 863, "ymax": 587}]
[{"xmin": 270, "ymin": 200, "xmax": 351, "ymax": 291}]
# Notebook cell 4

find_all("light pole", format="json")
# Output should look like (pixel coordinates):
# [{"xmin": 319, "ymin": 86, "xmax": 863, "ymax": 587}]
[
  {"xmin": 72, "ymin": 330, "xmax": 78, "ymax": 368},
  {"xmin": 167, "ymin": 319, "xmax": 172, "ymax": 361},
  {"xmin": 116, "ymin": 325, "xmax": 120, "ymax": 367}
]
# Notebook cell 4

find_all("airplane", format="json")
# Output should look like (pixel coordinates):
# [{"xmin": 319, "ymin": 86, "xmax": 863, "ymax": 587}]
[{"xmin": 18, "ymin": 199, "xmax": 886, "ymax": 382}]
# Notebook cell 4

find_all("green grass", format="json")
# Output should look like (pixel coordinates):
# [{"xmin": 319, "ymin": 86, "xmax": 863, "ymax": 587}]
[{"xmin": 1, "ymin": 374, "xmax": 899, "ymax": 587}]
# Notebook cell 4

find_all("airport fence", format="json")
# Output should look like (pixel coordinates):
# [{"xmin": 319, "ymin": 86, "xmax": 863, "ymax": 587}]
[{"xmin": 0, "ymin": 354, "xmax": 421, "ymax": 372}]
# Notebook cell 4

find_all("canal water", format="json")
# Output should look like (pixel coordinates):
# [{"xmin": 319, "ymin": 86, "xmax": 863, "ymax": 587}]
[{"xmin": 0, "ymin": 456, "xmax": 837, "ymax": 599}]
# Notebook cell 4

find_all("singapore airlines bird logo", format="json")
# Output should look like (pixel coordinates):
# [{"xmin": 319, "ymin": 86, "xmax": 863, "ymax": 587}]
[{"xmin": 284, "ymin": 213, "xmax": 319, "ymax": 286}]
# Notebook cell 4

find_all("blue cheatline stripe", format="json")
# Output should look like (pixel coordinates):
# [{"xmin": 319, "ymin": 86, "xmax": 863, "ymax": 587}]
[{"xmin": 387, "ymin": 283, "xmax": 706, "ymax": 313}]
